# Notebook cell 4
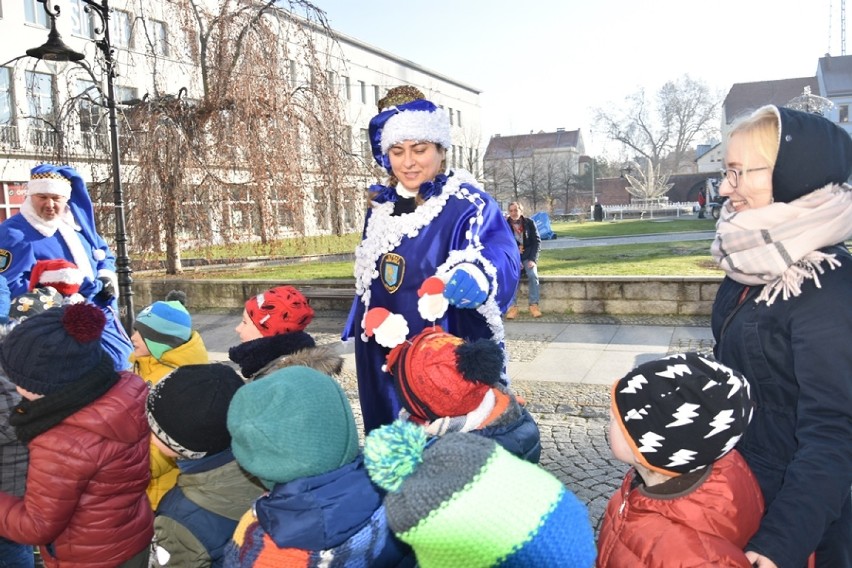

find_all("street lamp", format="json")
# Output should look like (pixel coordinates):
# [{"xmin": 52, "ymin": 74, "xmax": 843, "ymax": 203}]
[{"xmin": 25, "ymin": 0, "xmax": 135, "ymax": 332}]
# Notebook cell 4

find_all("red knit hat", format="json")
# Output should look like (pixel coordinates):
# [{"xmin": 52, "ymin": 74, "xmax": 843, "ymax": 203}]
[
  {"xmin": 385, "ymin": 327, "xmax": 503, "ymax": 422},
  {"xmin": 29, "ymin": 259, "xmax": 83, "ymax": 297},
  {"xmin": 244, "ymin": 286, "xmax": 314, "ymax": 337}
]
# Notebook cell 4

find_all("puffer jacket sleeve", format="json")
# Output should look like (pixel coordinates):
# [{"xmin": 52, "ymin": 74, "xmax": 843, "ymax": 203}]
[
  {"xmin": 0, "ymin": 430, "xmax": 99, "ymax": 543},
  {"xmin": 152, "ymin": 516, "xmax": 211, "ymax": 568}
]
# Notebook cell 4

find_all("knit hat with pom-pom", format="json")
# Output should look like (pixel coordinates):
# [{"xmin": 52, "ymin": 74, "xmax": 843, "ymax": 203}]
[
  {"xmin": 0, "ymin": 303, "xmax": 107, "ymax": 394},
  {"xmin": 385, "ymin": 327, "xmax": 503, "ymax": 422},
  {"xmin": 364, "ymin": 420, "xmax": 597, "ymax": 568}
]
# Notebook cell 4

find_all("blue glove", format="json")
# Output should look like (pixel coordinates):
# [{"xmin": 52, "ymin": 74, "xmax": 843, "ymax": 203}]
[
  {"xmin": 443, "ymin": 263, "xmax": 489, "ymax": 309},
  {"xmin": 0, "ymin": 276, "xmax": 9, "ymax": 324}
]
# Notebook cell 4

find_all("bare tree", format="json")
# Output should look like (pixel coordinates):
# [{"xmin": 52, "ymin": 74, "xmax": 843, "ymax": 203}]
[
  {"xmin": 594, "ymin": 75, "xmax": 721, "ymax": 175},
  {"xmin": 623, "ymin": 160, "xmax": 673, "ymax": 202},
  {"xmin": 120, "ymin": 0, "xmax": 358, "ymax": 273}
]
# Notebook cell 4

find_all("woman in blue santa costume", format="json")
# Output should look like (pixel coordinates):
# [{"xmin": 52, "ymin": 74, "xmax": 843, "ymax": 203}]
[
  {"xmin": 0, "ymin": 164, "xmax": 132, "ymax": 370},
  {"xmin": 344, "ymin": 86, "xmax": 519, "ymax": 433}
]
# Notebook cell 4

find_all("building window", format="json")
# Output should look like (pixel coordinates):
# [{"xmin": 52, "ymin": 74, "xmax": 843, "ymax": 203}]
[
  {"xmin": 289, "ymin": 60, "xmax": 297, "ymax": 88},
  {"xmin": 69, "ymin": 0, "xmax": 95, "ymax": 38},
  {"xmin": 448, "ymin": 107, "xmax": 453, "ymax": 126},
  {"xmin": 457, "ymin": 109, "xmax": 462, "ymax": 128},
  {"xmin": 0, "ymin": 67, "xmax": 18, "ymax": 148},
  {"xmin": 25, "ymin": 70, "xmax": 55, "ymax": 147},
  {"xmin": 76, "ymin": 79, "xmax": 108, "ymax": 151},
  {"xmin": 110, "ymin": 9, "xmax": 133, "ymax": 48},
  {"xmin": 359, "ymin": 81, "xmax": 366, "ymax": 104},
  {"xmin": 24, "ymin": 0, "xmax": 48, "ymax": 26},
  {"xmin": 114, "ymin": 85, "xmax": 138, "ymax": 105},
  {"xmin": 342, "ymin": 75, "xmax": 350, "ymax": 100},
  {"xmin": 373, "ymin": 85, "xmax": 380, "ymax": 105},
  {"xmin": 840, "ymin": 105, "xmax": 849, "ymax": 123},
  {"xmin": 149, "ymin": 19, "xmax": 168, "ymax": 56},
  {"xmin": 360, "ymin": 128, "xmax": 370, "ymax": 160}
]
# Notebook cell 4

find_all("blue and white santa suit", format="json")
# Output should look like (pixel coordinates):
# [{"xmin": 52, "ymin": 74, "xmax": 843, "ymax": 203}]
[
  {"xmin": 344, "ymin": 91, "xmax": 519, "ymax": 433},
  {"xmin": 0, "ymin": 164, "xmax": 132, "ymax": 370}
]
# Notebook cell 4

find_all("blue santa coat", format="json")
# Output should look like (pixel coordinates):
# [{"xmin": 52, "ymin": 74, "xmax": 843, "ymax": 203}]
[
  {"xmin": 0, "ymin": 203, "xmax": 132, "ymax": 371},
  {"xmin": 345, "ymin": 170, "xmax": 520, "ymax": 432}
]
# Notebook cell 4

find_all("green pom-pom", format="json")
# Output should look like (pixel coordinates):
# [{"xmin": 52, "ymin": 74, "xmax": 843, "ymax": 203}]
[{"xmin": 364, "ymin": 420, "xmax": 427, "ymax": 492}]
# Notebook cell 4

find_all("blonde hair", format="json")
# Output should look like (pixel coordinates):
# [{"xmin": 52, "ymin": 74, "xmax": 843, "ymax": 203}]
[{"xmin": 727, "ymin": 105, "xmax": 781, "ymax": 172}]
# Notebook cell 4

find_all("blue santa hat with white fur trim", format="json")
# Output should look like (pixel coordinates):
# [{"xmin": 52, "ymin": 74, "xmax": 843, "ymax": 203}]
[{"xmin": 368, "ymin": 86, "xmax": 451, "ymax": 172}]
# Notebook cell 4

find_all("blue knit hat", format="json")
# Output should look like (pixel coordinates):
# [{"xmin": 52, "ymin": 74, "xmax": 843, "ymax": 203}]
[
  {"xmin": 364, "ymin": 421, "xmax": 597, "ymax": 567},
  {"xmin": 134, "ymin": 291, "xmax": 192, "ymax": 360},
  {"xmin": 227, "ymin": 366, "xmax": 359, "ymax": 489}
]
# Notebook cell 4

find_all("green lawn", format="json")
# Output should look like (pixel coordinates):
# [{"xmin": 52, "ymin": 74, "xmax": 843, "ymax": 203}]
[
  {"xmin": 550, "ymin": 217, "xmax": 716, "ymax": 238},
  {"xmin": 140, "ymin": 218, "xmax": 721, "ymax": 279}
]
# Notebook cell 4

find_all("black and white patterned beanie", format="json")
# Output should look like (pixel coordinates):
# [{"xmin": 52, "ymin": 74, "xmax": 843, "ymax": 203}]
[{"xmin": 611, "ymin": 352, "xmax": 753, "ymax": 475}]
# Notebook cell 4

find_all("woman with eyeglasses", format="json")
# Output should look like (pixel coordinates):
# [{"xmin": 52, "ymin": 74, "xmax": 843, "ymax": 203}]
[{"xmin": 711, "ymin": 105, "xmax": 852, "ymax": 568}]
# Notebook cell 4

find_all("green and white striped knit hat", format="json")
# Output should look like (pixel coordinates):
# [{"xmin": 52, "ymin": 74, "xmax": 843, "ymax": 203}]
[{"xmin": 364, "ymin": 421, "xmax": 597, "ymax": 568}]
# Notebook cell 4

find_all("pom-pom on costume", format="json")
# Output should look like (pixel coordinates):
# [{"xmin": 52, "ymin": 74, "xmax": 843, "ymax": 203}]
[
  {"xmin": 344, "ymin": 86, "xmax": 519, "ymax": 432},
  {"xmin": 0, "ymin": 164, "xmax": 132, "ymax": 371},
  {"xmin": 364, "ymin": 420, "xmax": 596, "ymax": 567}
]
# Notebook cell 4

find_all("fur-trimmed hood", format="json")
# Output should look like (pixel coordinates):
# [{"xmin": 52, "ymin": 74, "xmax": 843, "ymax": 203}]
[{"xmin": 254, "ymin": 344, "xmax": 344, "ymax": 380}]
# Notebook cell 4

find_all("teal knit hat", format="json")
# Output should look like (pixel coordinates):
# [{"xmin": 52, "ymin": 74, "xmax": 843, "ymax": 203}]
[
  {"xmin": 134, "ymin": 291, "xmax": 192, "ymax": 360},
  {"xmin": 365, "ymin": 421, "xmax": 597, "ymax": 568},
  {"xmin": 227, "ymin": 366, "xmax": 359, "ymax": 489}
]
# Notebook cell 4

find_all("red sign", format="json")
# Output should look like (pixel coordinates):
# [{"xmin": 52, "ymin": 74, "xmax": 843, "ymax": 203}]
[{"xmin": 6, "ymin": 183, "xmax": 27, "ymax": 205}]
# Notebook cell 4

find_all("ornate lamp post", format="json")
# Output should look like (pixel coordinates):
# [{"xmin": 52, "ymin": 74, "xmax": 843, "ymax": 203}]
[{"xmin": 25, "ymin": 0, "xmax": 135, "ymax": 331}]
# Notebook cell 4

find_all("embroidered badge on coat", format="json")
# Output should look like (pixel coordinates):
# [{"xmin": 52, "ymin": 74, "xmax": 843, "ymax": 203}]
[
  {"xmin": 380, "ymin": 253, "xmax": 405, "ymax": 293},
  {"xmin": 0, "ymin": 249, "xmax": 11, "ymax": 272}
]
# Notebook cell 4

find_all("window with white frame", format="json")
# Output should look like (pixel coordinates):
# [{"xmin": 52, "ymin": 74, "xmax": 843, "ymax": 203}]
[
  {"xmin": 114, "ymin": 85, "xmax": 138, "ymax": 105},
  {"xmin": 457, "ymin": 109, "xmax": 462, "ymax": 128},
  {"xmin": 840, "ymin": 105, "xmax": 849, "ymax": 123},
  {"xmin": 0, "ymin": 68, "xmax": 12, "ymax": 124},
  {"xmin": 289, "ymin": 60, "xmax": 297, "ymax": 88},
  {"xmin": 342, "ymin": 76, "xmax": 350, "ymax": 100},
  {"xmin": 69, "ymin": 0, "xmax": 95, "ymax": 38},
  {"xmin": 76, "ymin": 79, "xmax": 107, "ymax": 151},
  {"xmin": 109, "ymin": 9, "xmax": 132, "ymax": 48},
  {"xmin": 360, "ymin": 128, "xmax": 370, "ymax": 160},
  {"xmin": 24, "ymin": 0, "xmax": 48, "ymax": 26},
  {"xmin": 448, "ymin": 107, "xmax": 453, "ymax": 126},
  {"xmin": 373, "ymin": 85, "xmax": 380, "ymax": 105},
  {"xmin": 149, "ymin": 19, "xmax": 168, "ymax": 56},
  {"xmin": 25, "ymin": 70, "xmax": 55, "ymax": 147},
  {"xmin": 0, "ymin": 67, "xmax": 16, "ymax": 147},
  {"xmin": 359, "ymin": 81, "xmax": 366, "ymax": 104}
]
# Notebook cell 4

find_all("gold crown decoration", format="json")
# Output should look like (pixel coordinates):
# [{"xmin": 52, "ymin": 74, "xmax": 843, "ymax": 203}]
[
  {"xmin": 30, "ymin": 171, "xmax": 70, "ymax": 183},
  {"xmin": 378, "ymin": 85, "xmax": 426, "ymax": 112}
]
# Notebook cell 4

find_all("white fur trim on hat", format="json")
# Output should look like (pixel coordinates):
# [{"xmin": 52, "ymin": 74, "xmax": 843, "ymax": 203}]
[
  {"xmin": 26, "ymin": 177, "xmax": 72, "ymax": 198},
  {"xmin": 380, "ymin": 108, "xmax": 452, "ymax": 154}
]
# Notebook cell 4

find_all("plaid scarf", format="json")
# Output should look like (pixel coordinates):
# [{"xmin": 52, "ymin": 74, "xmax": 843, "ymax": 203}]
[{"xmin": 711, "ymin": 183, "xmax": 852, "ymax": 305}]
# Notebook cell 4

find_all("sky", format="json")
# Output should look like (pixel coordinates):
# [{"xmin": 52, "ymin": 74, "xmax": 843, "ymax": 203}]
[{"xmin": 312, "ymin": 0, "xmax": 840, "ymax": 155}]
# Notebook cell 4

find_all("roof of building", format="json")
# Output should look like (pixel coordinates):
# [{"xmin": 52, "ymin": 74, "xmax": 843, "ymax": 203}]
[
  {"xmin": 818, "ymin": 54, "xmax": 852, "ymax": 96},
  {"xmin": 723, "ymin": 77, "xmax": 818, "ymax": 124},
  {"xmin": 484, "ymin": 130, "xmax": 581, "ymax": 160}
]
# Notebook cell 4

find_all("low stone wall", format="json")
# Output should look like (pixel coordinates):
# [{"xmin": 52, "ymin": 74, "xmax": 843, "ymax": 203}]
[{"xmin": 133, "ymin": 275, "xmax": 723, "ymax": 316}]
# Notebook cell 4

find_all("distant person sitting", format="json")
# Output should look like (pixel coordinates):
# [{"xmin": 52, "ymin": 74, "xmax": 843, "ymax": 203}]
[{"xmin": 505, "ymin": 202, "xmax": 542, "ymax": 319}]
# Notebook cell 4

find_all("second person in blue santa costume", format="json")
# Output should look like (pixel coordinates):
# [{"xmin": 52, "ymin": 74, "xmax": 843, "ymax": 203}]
[
  {"xmin": 344, "ymin": 85, "xmax": 520, "ymax": 433},
  {"xmin": 0, "ymin": 164, "xmax": 132, "ymax": 370}
]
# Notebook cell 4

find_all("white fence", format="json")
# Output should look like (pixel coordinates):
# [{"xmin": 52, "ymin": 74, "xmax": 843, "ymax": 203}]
[{"xmin": 599, "ymin": 201, "xmax": 698, "ymax": 220}]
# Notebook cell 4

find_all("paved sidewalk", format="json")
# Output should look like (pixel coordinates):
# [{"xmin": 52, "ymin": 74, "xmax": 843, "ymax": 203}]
[{"xmin": 194, "ymin": 310, "xmax": 715, "ymax": 533}]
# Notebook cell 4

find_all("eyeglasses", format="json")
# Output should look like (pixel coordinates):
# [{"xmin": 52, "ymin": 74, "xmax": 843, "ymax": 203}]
[{"xmin": 720, "ymin": 166, "xmax": 770, "ymax": 189}]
